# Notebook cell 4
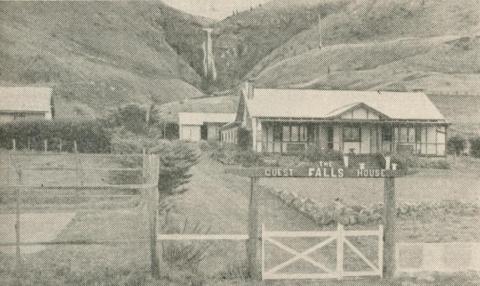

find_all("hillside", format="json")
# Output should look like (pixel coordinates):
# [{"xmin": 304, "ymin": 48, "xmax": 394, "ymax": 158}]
[
  {"xmin": 0, "ymin": 1, "xmax": 209, "ymax": 118},
  {"xmin": 249, "ymin": 0, "xmax": 480, "ymax": 88},
  {"xmin": 211, "ymin": 0, "xmax": 351, "ymax": 89}
]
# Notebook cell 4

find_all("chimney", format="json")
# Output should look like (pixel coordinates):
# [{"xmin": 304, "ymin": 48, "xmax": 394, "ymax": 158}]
[{"xmin": 244, "ymin": 79, "xmax": 255, "ymax": 99}]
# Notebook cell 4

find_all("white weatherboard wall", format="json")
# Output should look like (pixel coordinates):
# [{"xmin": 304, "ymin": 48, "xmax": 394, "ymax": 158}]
[{"xmin": 180, "ymin": 125, "xmax": 201, "ymax": 142}]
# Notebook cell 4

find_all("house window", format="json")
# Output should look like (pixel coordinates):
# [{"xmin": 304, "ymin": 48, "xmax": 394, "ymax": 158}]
[
  {"xmin": 13, "ymin": 113, "xmax": 26, "ymax": 120},
  {"xmin": 343, "ymin": 126, "xmax": 361, "ymax": 142},
  {"xmin": 382, "ymin": 127, "xmax": 393, "ymax": 142}
]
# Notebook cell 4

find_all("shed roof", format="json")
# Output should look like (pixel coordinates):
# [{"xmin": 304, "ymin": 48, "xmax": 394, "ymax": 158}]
[
  {"xmin": 245, "ymin": 89, "xmax": 446, "ymax": 121},
  {"xmin": 178, "ymin": 112, "xmax": 236, "ymax": 126},
  {"xmin": 0, "ymin": 87, "xmax": 52, "ymax": 113}
]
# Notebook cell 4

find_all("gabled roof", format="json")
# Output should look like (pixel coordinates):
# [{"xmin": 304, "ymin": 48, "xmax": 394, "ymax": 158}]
[
  {"xmin": 0, "ymin": 87, "xmax": 52, "ymax": 112},
  {"xmin": 326, "ymin": 102, "xmax": 388, "ymax": 118},
  {"xmin": 178, "ymin": 112, "xmax": 236, "ymax": 126},
  {"xmin": 245, "ymin": 89, "xmax": 446, "ymax": 121}
]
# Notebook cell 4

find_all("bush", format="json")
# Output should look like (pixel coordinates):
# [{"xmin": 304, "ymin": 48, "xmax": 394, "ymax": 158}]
[
  {"xmin": 161, "ymin": 218, "xmax": 212, "ymax": 272},
  {"xmin": 470, "ymin": 137, "xmax": 480, "ymax": 158},
  {"xmin": 302, "ymin": 145, "xmax": 343, "ymax": 162},
  {"xmin": 104, "ymin": 104, "xmax": 158, "ymax": 135},
  {"xmin": 0, "ymin": 119, "xmax": 111, "ymax": 153},
  {"xmin": 237, "ymin": 128, "xmax": 252, "ymax": 150},
  {"xmin": 233, "ymin": 149, "xmax": 264, "ymax": 167},
  {"xmin": 448, "ymin": 135, "xmax": 467, "ymax": 155},
  {"xmin": 389, "ymin": 153, "xmax": 450, "ymax": 169}
]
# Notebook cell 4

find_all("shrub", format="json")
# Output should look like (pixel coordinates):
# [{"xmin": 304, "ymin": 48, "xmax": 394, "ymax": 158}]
[
  {"xmin": 233, "ymin": 149, "xmax": 264, "ymax": 167},
  {"xmin": 390, "ymin": 153, "xmax": 450, "ymax": 169},
  {"xmin": 237, "ymin": 128, "xmax": 252, "ymax": 150},
  {"xmin": 150, "ymin": 141, "xmax": 199, "ymax": 199},
  {"xmin": 161, "ymin": 218, "xmax": 212, "ymax": 272},
  {"xmin": 104, "ymin": 104, "xmax": 158, "ymax": 135},
  {"xmin": 448, "ymin": 135, "xmax": 467, "ymax": 155},
  {"xmin": 302, "ymin": 145, "xmax": 343, "ymax": 162},
  {"xmin": 470, "ymin": 137, "xmax": 480, "ymax": 158},
  {"xmin": 0, "ymin": 119, "xmax": 111, "ymax": 153}
]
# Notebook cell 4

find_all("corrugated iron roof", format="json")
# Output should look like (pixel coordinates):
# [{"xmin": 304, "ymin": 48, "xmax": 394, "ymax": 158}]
[
  {"xmin": 245, "ymin": 89, "xmax": 446, "ymax": 121},
  {"xmin": 0, "ymin": 87, "xmax": 52, "ymax": 112},
  {"xmin": 178, "ymin": 112, "xmax": 236, "ymax": 126}
]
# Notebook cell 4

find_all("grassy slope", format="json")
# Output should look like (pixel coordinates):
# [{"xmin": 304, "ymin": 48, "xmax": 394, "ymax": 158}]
[
  {"xmin": 250, "ymin": 0, "xmax": 480, "ymax": 79},
  {"xmin": 212, "ymin": 0, "xmax": 351, "ymax": 89},
  {"xmin": 0, "ymin": 1, "xmax": 206, "ymax": 118}
]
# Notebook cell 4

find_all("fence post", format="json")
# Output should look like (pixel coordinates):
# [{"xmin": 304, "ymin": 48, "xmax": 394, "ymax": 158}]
[
  {"xmin": 73, "ymin": 141, "xmax": 78, "ymax": 153},
  {"xmin": 59, "ymin": 139, "xmax": 63, "ymax": 153},
  {"xmin": 261, "ymin": 224, "xmax": 265, "ymax": 280},
  {"xmin": 15, "ymin": 169, "xmax": 23, "ymax": 282},
  {"xmin": 247, "ymin": 176, "xmax": 261, "ymax": 280},
  {"xmin": 12, "ymin": 139, "xmax": 16, "ymax": 152},
  {"xmin": 383, "ymin": 177, "xmax": 396, "ymax": 278},
  {"xmin": 379, "ymin": 225, "xmax": 384, "ymax": 277},
  {"xmin": 148, "ymin": 154, "xmax": 160, "ymax": 279},
  {"xmin": 337, "ymin": 224, "xmax": 344, "ymax": 280},
  {"xmin": 44, "ymin": 139, "xmax": 48, "ymax": 153}
]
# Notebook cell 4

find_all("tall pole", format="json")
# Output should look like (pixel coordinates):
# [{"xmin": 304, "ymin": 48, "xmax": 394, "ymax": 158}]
[
  {"xmin": 383, "ymin": 177, "xmax": 396, "ymax": 278},
  {"xmin": 247, "ymin": 177, "xmax": 260, "ymax": 280}
]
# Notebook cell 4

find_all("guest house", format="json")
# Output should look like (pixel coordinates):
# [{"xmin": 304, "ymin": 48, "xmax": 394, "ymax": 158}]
[{"xmin": 221, "ymin": 81, "xmax": 448, "ymax": 156}]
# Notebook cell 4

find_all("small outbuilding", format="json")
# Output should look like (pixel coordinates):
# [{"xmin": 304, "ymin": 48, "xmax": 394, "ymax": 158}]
[
  {"xmin": 178, "ymin": 112, "xmax": 236, "ymax": 142},
  {"xmin": 0, "ymin": 87, "xmax": 54, "ymax": 123},
  {"xmin": 222, "ymin": 81, "xmax": 449, "ymax": 157}
]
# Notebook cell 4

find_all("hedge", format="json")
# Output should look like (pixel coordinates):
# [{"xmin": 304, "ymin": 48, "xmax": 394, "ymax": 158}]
[{"xmin": 0, "ymin": 120, "xmax": 111, "ymax": 153}]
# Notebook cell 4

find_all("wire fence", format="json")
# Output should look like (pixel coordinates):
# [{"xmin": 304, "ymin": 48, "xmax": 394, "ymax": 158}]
[{"xmin": 0, "ymin": 151, "xmax": 161, "ymax": 284}]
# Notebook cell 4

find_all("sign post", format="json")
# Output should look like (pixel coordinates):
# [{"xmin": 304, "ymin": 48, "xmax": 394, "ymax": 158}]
[
  {"xmin": 226, "ymin": 161, "xmax": 405, "ymax": 281},
  {"xmin": 383, "ymin": 176, "xmax": 396, "ymax": 278}
]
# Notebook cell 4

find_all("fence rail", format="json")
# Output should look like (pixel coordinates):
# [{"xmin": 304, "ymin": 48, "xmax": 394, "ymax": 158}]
[{"xmin": 0, "ymin": 152, "xmax": 161, "ymax": 279}]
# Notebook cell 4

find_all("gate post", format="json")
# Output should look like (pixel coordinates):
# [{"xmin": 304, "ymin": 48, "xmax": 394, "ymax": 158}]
[
  {"xmin": 383, "ymin": 177, "xmax": 396, "ymax": 278},
  {"xmin": 148, "ymin": 154, "xmax": 160, "ymax": 279},
  {"xmin": 336, "ymin": 224, "xmax": 344, "ymax": 280},
  {"xmin": 247, "ymin": 176, "xmax": 261, "ymax": 280}
]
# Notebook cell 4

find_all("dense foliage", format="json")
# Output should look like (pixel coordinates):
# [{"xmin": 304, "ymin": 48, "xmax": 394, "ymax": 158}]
[
  {"xmin": 237, "ymin": 128, "xmax": 252, "ymax": 150},
  {"xmin": 448, "ymin": 135, "xmax": 467, "ymax": 155},
  {"xmin": 0, "ymin": 119, "xmax": 111, "ymax": 153},
  {"xmin": 110, "ymin": 134, "xmax": 199, "ymax": 196},
  {"xmin": 105, "ymin": 104, "xmax": 158, "ymax": 135},
  {"xmin": 150, "ymin": 142, "xmax": 199, "ymax": 198},
  {"xmin": 470, "ymin": 137, "xmax": 480, "ymax": 158}
]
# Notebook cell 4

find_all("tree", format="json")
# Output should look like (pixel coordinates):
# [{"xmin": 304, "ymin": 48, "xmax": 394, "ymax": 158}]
[
  {"xmin": 106, "ymin": 104, "xmax": 158, "ymax": 135},
  {"xmin": 150, "ymin": 141, "xmax": 199, "ymax": 200},
  {"xmin": 448, "ymin": 135, "xmax": 467, "ymax": 156}
]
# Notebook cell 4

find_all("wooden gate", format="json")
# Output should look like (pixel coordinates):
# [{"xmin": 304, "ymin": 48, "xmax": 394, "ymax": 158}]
[{"xmin": 262, "ymin": 224, "xmax": 383, "ymax": 280}]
